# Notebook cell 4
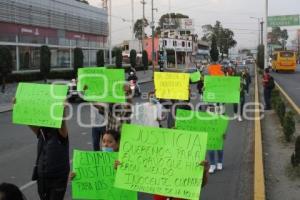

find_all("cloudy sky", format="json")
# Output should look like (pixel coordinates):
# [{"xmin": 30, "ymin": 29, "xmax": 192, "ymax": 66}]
[{"xmin": 88, "ymin": 0, "xmax": 300, "ymax": 50}]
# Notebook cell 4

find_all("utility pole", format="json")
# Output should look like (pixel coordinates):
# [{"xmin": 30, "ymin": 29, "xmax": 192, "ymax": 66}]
[
  {"xmin": 109, "ymin": 0, "xmax": 112, "ymax": 65},
  {"xmin": 141, "ymin": 0, "xmax": 146, "ymax": 53},
  {"xmin": 264, "ymin": 0, "xmax": 268, "ymax": 69},
  {"xmin": 260, "ymin": 21, "xmax": 264, "ymax": 45},
  {"xmin": 131, "ymin": 0, "xmax": 134, "ymax": 39},
  {"xmin": 151, "ymin": 0, "xmax": 156, "ymax": 73}
]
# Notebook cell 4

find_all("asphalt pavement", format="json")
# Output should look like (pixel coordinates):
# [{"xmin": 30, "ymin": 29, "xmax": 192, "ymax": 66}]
[
  {"xmin": 271, "ymin": 65, "xmax": 300, "ymax": 107},
  {"xmin": 0, "ymin": 74, "xmax": 254, "ymax": 199}
]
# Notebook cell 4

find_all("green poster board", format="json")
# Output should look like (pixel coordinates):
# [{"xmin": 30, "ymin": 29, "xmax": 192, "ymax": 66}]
[
  {"xmin": 268, "ymin": 15, "xmax": 300, "ymax": 27},
  {"xmin": 175, "ymin": 109, "xmax": 229, "ymax": 150},
  {"xmin": 115, "ymin": 124, "xmax": 208, "ymax": 200},
  {"xmin": 13, "ymin": 83, "xmax": 68, "ymax": 128},
  {"xmin": 190, "ymin": 71, "xmax": 201, "ymax": 83},
  {"xmin": 77, "ymin": 68, "xmax": 126, "ymax": 103},
  {"xmin": 203, "ymin": 76, "xmax": 240, "ymax": 103},
  {"xmin": 72, "ymin": 150, "xmax": 137, "ymax": 200}
]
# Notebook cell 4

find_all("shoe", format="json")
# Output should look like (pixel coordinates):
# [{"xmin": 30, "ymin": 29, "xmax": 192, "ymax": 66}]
[
  {"xmin": 217, "ymin": 163, "xmax": 223, "ymax": 170},
  {"xmin": 238, "ymin": 116, "xmax": 243, "ymax": 122},
  {"xmin": 209, "ymin": 165, "xmax": 216, "ymax": 174}
]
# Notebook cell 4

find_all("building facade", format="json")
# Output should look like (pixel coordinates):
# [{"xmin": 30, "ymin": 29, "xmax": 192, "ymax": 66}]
[{"xmin": 0, "ymin": 0, "xmax": 108, "ymax": 72}]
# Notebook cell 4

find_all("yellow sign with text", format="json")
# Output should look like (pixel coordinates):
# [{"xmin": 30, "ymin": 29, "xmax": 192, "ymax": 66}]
[{"xmin": 154, "ymin": 72, "xmax": 190, "ymax": 100}]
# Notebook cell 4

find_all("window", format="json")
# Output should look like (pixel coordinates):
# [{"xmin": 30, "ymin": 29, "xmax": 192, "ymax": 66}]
[
  {"xmin": 50, "ymin": 48, "xmax": 71, "ymax": 68},
  {"xmin": 188, "ymin": 42, "xmax": 191, "ymax": 47},
  {"xmin": 182, "ymin": 41, "xmax": 185, "ymax": 47},
  {"xmin": 173, "ymin": 41, "xmax": 177, "ymax": 47},
  {"xmin": 19, "ymin": 47, "xmax": 40, "ymax": 70},
  {"xmin": 163, "ymin": 40, "xmax": 167, "ymax": 46}
]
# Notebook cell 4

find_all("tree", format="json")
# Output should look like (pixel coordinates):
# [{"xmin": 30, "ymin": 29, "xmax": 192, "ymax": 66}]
[
  {"xmin": 142, "ymin": 50, "xmax": 148, "ymax": 70},
  {"xmin": 210, "ymin": 35, "xmax": 219, "ymax": 62},
  {"xmin": 257, "ymin": 45, "xmax": 265, "ymax": 69},
  {"xmin": 115, "ymin": 48, "xmax": 122, "ymax": 68},
  {"xmin": 268, "ymin": 27, "xmax": 289, "ymax": 50},
  {"xmin": 0, "ymin": 47, "xmax": 13, "ymax": 93},
  {"xmin": 130, "ymin": 49, "xmax": 137, "ymax": 68},
  {"xmin": 40, "ymin": 45, "xmax": 51, "ymax": 83},
  {"xmin": 157, "ymin": 13, "xmax": 189, "ymax": 32},
  {"xmin": 73, "ymin": 47, "xmax": 84, "ymax": 78},
  {"xmin": 96, "ymin": 50, "xmax": 104, "ymax": 67},
  {"xmin": 202, "ymin": 21, "xmax": 237, "ymax": 58},
  {"xmin": 133, "ymin": 18, "xmax": 149, "ymax": 40}
]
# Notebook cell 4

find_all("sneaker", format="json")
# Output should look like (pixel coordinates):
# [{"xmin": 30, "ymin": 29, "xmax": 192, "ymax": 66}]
[
  {"xmin": 238, "ymin": 116, "xmax": 243, "ymax": 122},
  {"xmin": 217, "ymin": 163, "xmax": 223, "ymax": 170},
  {"xmin": 209, "ymin": 165, "xmax": 216, "ymax": 174}
]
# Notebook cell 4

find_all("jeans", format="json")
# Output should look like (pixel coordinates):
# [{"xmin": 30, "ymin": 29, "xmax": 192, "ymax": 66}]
[
  {"xmin": 233, "ymin": 98, "xmax": 245, "ymax": 116},
  {"xmin": 37, "ymin": 177, "xmax": 68, "ymax": 200},
  {"xmin": 264, "ymin": 88, "xmax": 272, "ymax": 109},
  {"xmin": 208, "ymin": 150, "xmax": 223, "ymax": 165},
  {"xmin": 92, "ymin": 126, "xmax": 106, "ymax": 151}
]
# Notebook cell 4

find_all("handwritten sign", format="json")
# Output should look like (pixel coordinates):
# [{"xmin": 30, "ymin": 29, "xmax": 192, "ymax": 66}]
[
  {"xmin": 13, "ymin": 83, "xmax": 68, "ymax": 128},
  {"xmin": 154, "ymin": 72, "xmax": 190, "ymax": 100},
  {"xmin": 115, "ymin": 124, "xmax": 208, "ymax": 199},
  {"xmin": 190, "ymin": 71, "xmax": 201, "ymax": 83},
  {"xmin": 203, "ymin": 76, "xmax": 240, "ymax": 103},
  {"xmin": 72, "ymin": 150, "xmax": 137, "ymax": 200},
  {"xmin": 175, "ymin": 109, "xmax": 229, "ymax": 150},
  {"xmin": 77, "ymin": 68, "xmax": 126, "ymax": 103}
]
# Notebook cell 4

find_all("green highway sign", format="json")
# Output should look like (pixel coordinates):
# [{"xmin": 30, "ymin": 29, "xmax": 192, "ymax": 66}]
[{"xmin": 268, "ymin": 15, "xmax": 300, "ymax": 27}]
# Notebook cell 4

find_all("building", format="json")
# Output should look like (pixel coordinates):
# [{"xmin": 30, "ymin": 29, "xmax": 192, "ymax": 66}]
[{"xmin": 0, "ymin": 0, "xmax": 108, "ymax": 72}]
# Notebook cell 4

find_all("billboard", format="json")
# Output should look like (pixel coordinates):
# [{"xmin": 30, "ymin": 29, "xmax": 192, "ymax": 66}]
[{"xmin": 268, "ymin": 15, "xmax": 300, "ymax": 27}]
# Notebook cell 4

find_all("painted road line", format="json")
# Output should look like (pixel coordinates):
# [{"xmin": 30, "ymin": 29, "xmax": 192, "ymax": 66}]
[
  {"xmin": 254, "ymin": 65, "xmax": 266, "ymax": 200},
  {"xmin": 275, "ymin": 82, "xmax": 300, "ymax": 115}
]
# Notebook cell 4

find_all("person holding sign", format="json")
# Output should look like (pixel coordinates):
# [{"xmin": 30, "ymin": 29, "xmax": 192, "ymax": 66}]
[
  {"xmin": 13, "ymin": 98, "xmax": 70, "ymax": 200},
  {"xmin": 233, "ymin": 76, "xmax": 246, "ymax": 122}
]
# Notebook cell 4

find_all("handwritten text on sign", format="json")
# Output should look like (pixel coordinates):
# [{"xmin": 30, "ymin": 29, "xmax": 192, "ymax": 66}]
[
  {"xmin": 115, "ymin": 124, "xmax": 208, "ymax": 199},
  {"xmin": 77, "ymin": 68, "xmax": 126, "ymax": 103},
  {"xmin": 72, "ymin": 150, "xmax": 137, "ymax": 200},
  {"xmin": 154, "ymin": 72, "xmax": 190, "ymax": 100},
  {"xmin": 203, "ymin": 76, "xmax": 240, "ymax": 103},
  {"xmin": 13, "ymin": 83, "xmax": 68, "ymax": 128},
  {"xmin": 175, "ymin": 109, "xmax": 229, "ymax": 150}
]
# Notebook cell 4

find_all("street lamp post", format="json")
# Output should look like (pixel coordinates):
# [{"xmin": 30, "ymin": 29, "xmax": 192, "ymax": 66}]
[
  {"xmin": 250, "ymin": 17, "xmax": 261, "ymax": 47},
  {"xmin": 109, "ymin": 0, "xmax": 112, "ymax": 65},
  {"xmin": 264, "ymin": 0, "xmax": 268, "ymax": 69}
]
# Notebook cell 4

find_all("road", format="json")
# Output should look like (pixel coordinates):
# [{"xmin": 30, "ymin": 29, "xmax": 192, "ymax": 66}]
[
  {"xmin": 0, "ymin": 77, "xmax": 254, "ymax": 199},
  {"xmin": 271, "ymin": 65, "xmax": 300, "ymax": 107}
]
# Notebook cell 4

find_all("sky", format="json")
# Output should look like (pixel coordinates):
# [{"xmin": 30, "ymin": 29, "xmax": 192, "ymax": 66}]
[{"xmin": 88, "ymin": 0, "xmax": 300, "ymax": 51}]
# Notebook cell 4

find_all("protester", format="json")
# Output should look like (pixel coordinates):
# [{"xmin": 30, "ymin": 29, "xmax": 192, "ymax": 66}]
[
  {"xmin": 233, "ymin": 77, "xmax": 246, "ymax": 122},
  {"xmin": 197, "ymin": 74, "xmax": 205, "ymax": 100},
  {"xmin": 243, "ymin": 68, "xmax": 251, "ymax": 95},
  {"xmin": 90, "ymin": 103, "xmax": 106, "ymax": 151},
  {"xmin": 208, "ymin": 62, "xmax": 224, "ymax": 76},
  {"xmin": 262, "ymin": 68, "xmax": 274, "ymax": 110},
  {"xmin": 0, "ymin": 183, "xmax": 26, "ymax": 200}
]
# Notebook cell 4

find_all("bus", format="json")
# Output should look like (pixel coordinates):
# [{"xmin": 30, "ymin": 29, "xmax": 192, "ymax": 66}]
[{"xmin": 272, "ymin": 51, "xmax": 297, "ymax": 72}]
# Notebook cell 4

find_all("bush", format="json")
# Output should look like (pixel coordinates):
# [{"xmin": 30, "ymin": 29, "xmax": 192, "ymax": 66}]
[
  {"xmin": 130, "ymin": 49, "xmax": 137, "ymax": 68},
  {"xmin": 40, "ymin": 45, "xmax": 51, "ymax": 82},
  {"xmin": 275, "ymin": 99, "xmax": 286, "ymax": 125},
  {"xmin": 283, "ymin": 111, "xmax": 295, "ymax": 142},
  {"xmin": 96, "ymin": 50, "xmax": 104, "ymax": 67},
  {"xmin": 73, "ymin": 47, "xmax": 84, "ymax": 77},
  {"xmin": 271, "ymin": 89, "xmax": 280, "ymax": 108},
  {"xmin": 115, "ymin": 48, "xmax": 122, "ymax": 68},
  {"xmin": 291, "ymin": 136, "xmax": 300, "ymax": 167}
]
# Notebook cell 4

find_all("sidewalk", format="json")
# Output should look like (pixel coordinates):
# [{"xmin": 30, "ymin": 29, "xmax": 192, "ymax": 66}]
[{"xmin": 0, "ymin": 70, "xmax": 154, "ymax": 113}]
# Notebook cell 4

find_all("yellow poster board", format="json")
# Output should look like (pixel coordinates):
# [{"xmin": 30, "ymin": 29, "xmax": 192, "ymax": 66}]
[{"xmin": 154, "ymin": 72, "xmax": 190, "ymax": 100}]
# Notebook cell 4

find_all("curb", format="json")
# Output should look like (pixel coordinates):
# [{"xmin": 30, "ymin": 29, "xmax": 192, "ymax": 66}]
[
  {"xmin": 254, "ymin": 65, "xmax": 266, "ymax": 200},
  {"xmin": 275, "ymin": 81, "xmax": 300, "ymax": 115}
]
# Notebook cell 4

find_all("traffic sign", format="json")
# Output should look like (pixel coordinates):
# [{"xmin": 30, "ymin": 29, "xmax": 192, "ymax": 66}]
[{"xmin": 268, "ymin": 15, "xmax": 300, "ymax": 27}]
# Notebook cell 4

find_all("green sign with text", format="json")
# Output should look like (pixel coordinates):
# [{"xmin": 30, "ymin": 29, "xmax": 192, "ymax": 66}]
[{"xmin": 268, "ymin": 15, "xmax": 300, "ymax": 27}]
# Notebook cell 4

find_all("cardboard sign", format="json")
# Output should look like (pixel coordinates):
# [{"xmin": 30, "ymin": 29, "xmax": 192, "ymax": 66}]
[
  {"xmin": 203, "ymin": 76, "xmax": 240, "ymax": 103},
  {"xmin": 190, "ymin": 71, "xmax": 201, "ymax": 83},
  {"xmin": 13, "ymin": 83, "xmax": 68, "ymax": 128},
  {"xmin": 115, "ymin": 124, "xmax": 208, "ymax": 200},
  {"xmin": 72, "ymin": 150, "xmax": 137, "ymax": 200},
  {"xmin": 77, "ymin": 68, "xmax": 126, "ymax": 103},
  {"xmin": 175, "ymin": 109, "xmax": 229, "ymax": 150},
  {"xmin": 154, "ymin": 72, "xmax": 190, "ymax": 100}
]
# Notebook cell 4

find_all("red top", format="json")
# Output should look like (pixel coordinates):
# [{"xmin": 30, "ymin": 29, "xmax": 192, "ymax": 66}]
[{"xmin": 262, "ymin": 73, "xmax": 270, "ymax": 87}]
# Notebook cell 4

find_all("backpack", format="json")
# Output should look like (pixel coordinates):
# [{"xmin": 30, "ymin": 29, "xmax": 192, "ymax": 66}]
[{"xmin": 267, "ymin": 76, "xmax": 275, "ymax": 90}]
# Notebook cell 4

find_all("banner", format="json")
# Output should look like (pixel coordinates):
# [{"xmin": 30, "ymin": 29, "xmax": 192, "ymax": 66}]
[
  {"xmin": 13, "ymin": 83, "xmax": 68, "ymax": 128},
  {"xmin": 190, "ymin": 71, "xmax": 201, "ymax": 83},
  {"xmin": 77, "ymin": 68, "xmax": 126, "ymax": 103},
  {"xmin": 115, "ymin": 124, "xmax": 208, "ymax": 200},
  {"xmin": 154, "ymin": 72, "xmax": 190, "ymax": 100},
  {"xmin": 72, "ymin": 150, "xmax": 137, "ymax": 200},
  {"xmin": 203, "ymin": 76, "xmax": 240, "ymax": 103},
  {"xmin": 175, "ymin": 109, "xmax": 229, "ymax": 150}
]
